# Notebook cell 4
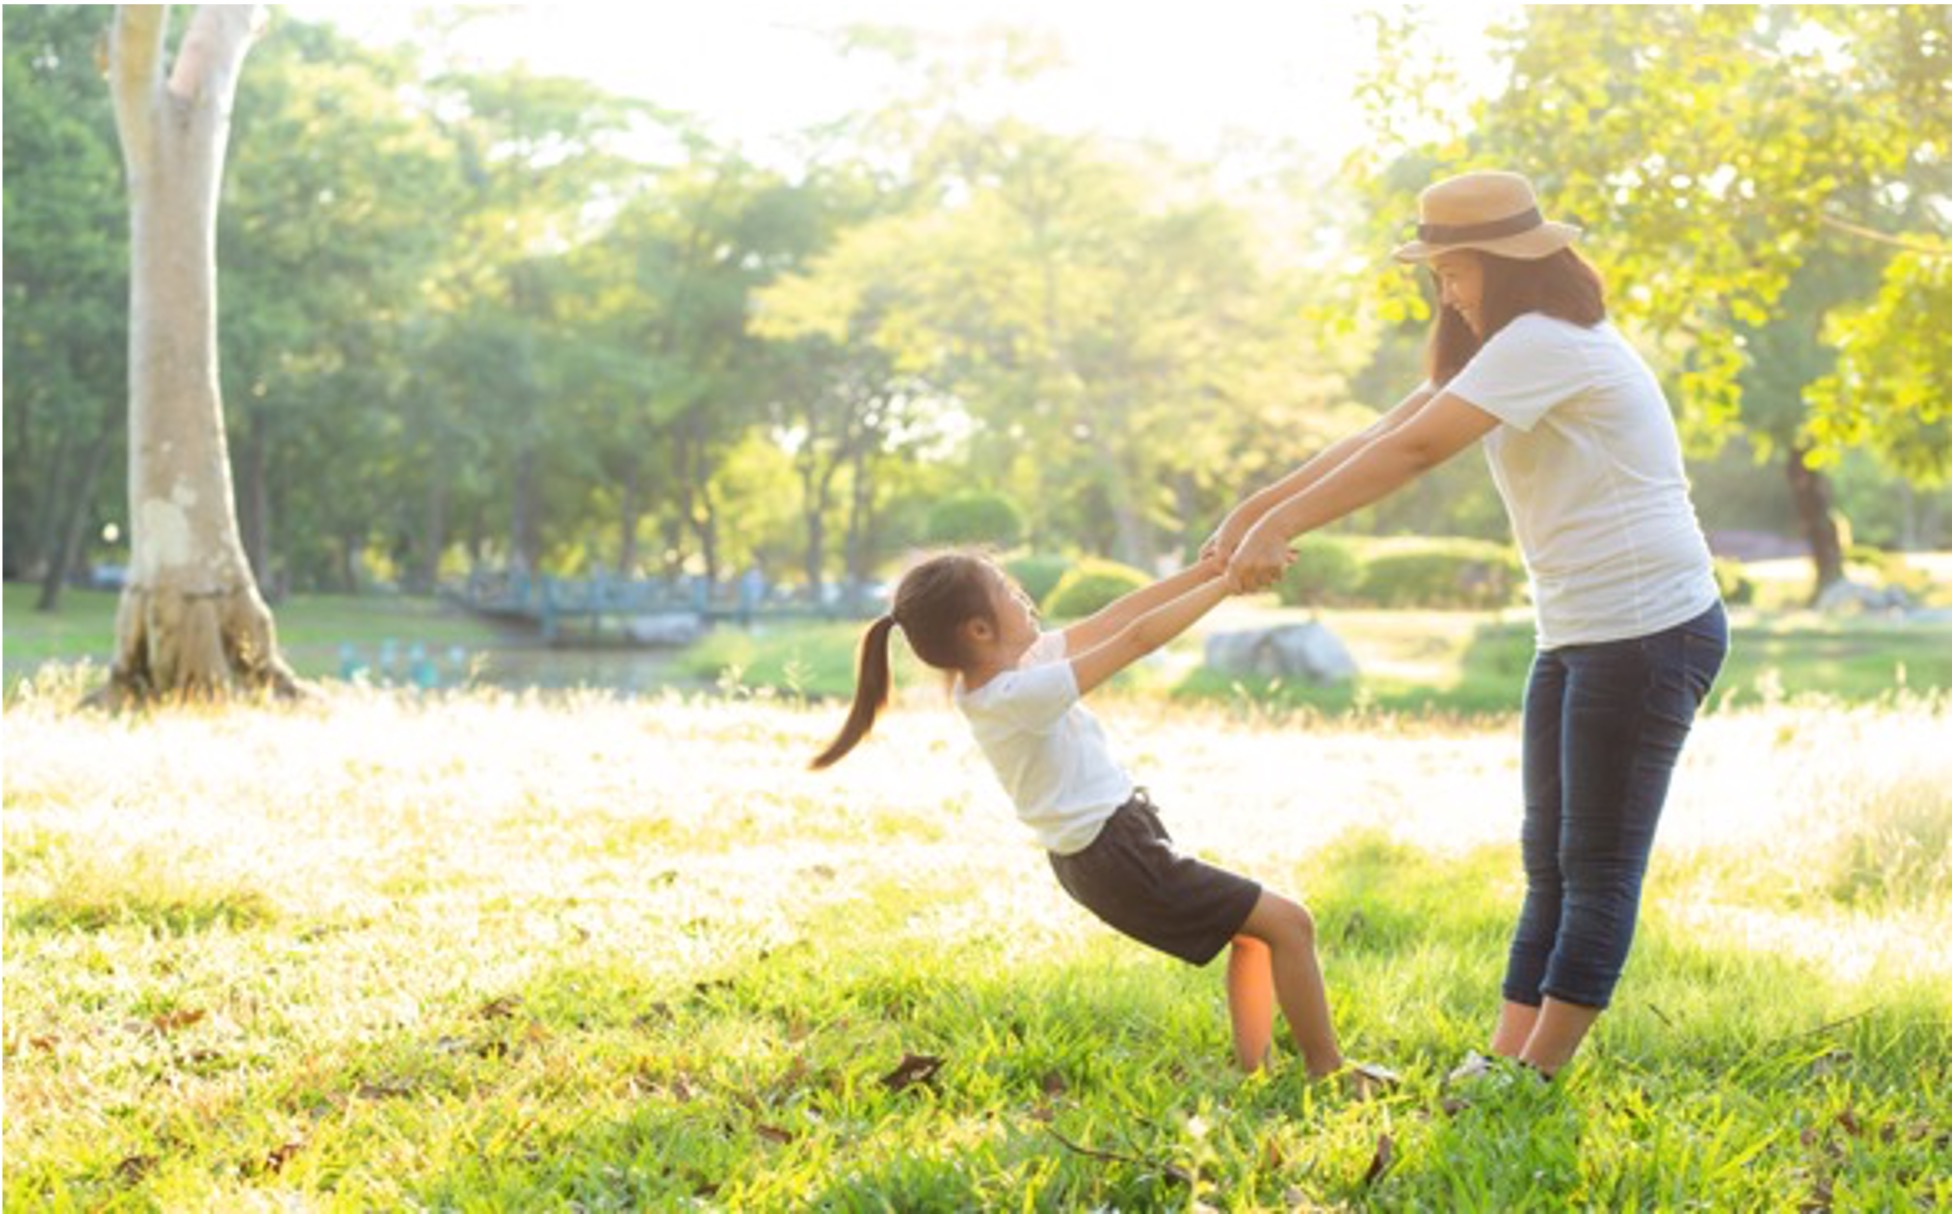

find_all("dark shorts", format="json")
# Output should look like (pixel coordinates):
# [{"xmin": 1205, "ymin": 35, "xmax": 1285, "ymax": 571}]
[{"xmin": 1047, "ymin": 790, "xmax": 1263, "ymax": 966}]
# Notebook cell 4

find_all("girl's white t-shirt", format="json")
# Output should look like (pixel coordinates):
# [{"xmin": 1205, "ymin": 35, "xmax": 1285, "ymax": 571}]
[
  {"xmin": 1445, "ymin": 313, "xmax": 1720, "ymax": 649},
  {"xmin": 953, "ymin": 631, "xmax": 1133, "ymax": 855}
]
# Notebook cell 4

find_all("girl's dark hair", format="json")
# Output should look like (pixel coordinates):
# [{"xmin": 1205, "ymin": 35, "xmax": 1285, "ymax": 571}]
[
  {"xmin": 809, "ymin": 552, "xmax": 1000, "ymax": 770},
  {"xmin": 1426, "ymin": 247, "xmax": 1607, "ymax": 387}
]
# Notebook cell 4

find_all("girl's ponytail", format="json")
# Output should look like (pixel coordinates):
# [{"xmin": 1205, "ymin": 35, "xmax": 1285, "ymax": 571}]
[{"xmin": 810, "ymin": 615, "xmax": 898, "ymax": 770}]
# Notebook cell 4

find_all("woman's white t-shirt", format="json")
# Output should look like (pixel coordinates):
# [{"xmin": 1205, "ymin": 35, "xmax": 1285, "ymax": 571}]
[
  {"xmin": 953, "ymin": 631, "xmax": 1133, "ymax": 855},
  {"xmin": 1445, "ymin": 313, "xmax": 1719, "ymax": 649}
]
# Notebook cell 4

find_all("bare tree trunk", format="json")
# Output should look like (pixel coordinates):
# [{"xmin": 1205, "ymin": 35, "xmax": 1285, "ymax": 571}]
[
  {"xmin": 237, "ymin": 403, "xmax": 271, "ymax": 589},
  {"xmin": 37, "ymin": 423, "xmax": 116, "ymax": 612},
  {"xmin": 844, "ymin": 446, "xmax": 873, "ymax": 606},
  {"xmin": 101, "ymin": 5, "xmax": 299, "ymax": 705},
  {"xmin": 617, "ymin": 457, "xmax": 641, "ymax": 574},
  {"xmin": 412, "ymin": 472, "xmax": 447, "ymax": 594},
  {"xmin": 1786, "ymin": 445, "xmax": 1846, "ymax": 602}
]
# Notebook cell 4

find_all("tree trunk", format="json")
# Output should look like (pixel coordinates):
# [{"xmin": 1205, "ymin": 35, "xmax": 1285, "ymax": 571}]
[
  {"xmin": 101, "ymin": 5, "xmax": 299, "ymax": 704},
  {"xmin": 801, "ymin": 462, "xmax": 826, "ymax": 606},
  {"xmin": 412, "ymin": 471, "xmax": 447, "ymax": 594},
  {"xmin": 237, "ymin": 403, "xmax": 271, "ymax": 590},
  {"xmin": 617, "ymin": 458, "xmax": 641, "ymax": 575},
  {"xmin": 844, "ymin": 446, "xmax": 873, "ymax": 607},
  {"xmin": 510, "ymin": 444, "xmax": 539, "ymax": 572},
  {"xmin": 37, "ymin": 424, "xmax": 115, "ymax": 612},
  {"xmin": 1786, "ymin": 445, "xmax": 1846, "ymax": 601}
]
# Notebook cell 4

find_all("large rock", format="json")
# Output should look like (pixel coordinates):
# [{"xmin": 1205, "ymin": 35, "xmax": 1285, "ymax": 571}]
[
  {"xmin": 1204, "ymin": 622, "xmax": 1359, "ymax": 685},
  {"xmin": 625, "ymin": 612, "xmax": 707, "ymax": 646},
  {"xmin": 1814, "ymin": 579, "xmax": 1911, "ymax": 616}
]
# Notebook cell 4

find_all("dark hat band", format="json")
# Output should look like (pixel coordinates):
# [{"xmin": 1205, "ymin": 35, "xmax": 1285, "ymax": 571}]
[{"xmin": 1417, "ymin": 206, "xmax": 1544, "ymax": 244}]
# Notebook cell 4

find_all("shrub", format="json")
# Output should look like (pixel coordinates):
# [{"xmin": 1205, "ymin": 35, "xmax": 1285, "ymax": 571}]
[
  {"xmin": 1043, "ymin": 558, "xmax": 1150, "ymax": 619},
  {"xmin": 1277, "ymin": 535, "xmax": 1365, "ymax": 607},
  {"xmin": 924, "ymin": 492, "xmax": 1024, "ymax": 548},
  {"xmin": 1004, "ymin": 554, "xmax": 1072, "ymax": 607},
  {"xmin": 1712, "ymin": 557, "xmax": 1756, "ymax": 606},
  {"xmin": 1356, "ymin": 538, "xmax": 1523, "ymax": 609},
  {"xmin": 1847, "ymin": 545, "xmax": 1933, "ymax": 602}
]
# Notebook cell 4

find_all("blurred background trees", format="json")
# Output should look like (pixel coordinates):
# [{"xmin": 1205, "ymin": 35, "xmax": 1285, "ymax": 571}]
[{"xmin": 6, "ymin": 5, "xmax": 1946, "ymax": 609}]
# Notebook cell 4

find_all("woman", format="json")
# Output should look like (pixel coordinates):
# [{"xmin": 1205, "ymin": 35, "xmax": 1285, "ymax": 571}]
[{"xmin": 1209, "ymin": 170, "xmax": 1728, "ymax": 1083}]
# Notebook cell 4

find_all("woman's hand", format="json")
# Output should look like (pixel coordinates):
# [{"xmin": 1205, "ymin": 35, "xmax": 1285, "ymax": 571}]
[
  {"xmin": 1200, "ymin": 508, "xmax": 1254, "ymax": 563},
  {"xmin": 1225, "ymin": 524, "xmax": 1294, "ymax": 594}
]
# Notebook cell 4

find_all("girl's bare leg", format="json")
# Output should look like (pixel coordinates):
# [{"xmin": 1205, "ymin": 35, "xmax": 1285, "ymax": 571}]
[
  {"xmin": 1226, "ymin": 936, "xmax": 1275, "ymax": 1071},
  {"xmin": 1236, "ymin": 892, "xmax": 1343, "ymax": 1078}
]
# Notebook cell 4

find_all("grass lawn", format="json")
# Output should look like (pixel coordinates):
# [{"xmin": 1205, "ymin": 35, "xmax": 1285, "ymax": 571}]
[
  {"xmin": 3, "ymin": 582, "xmax": 522, "ymax": 687},
  {"xmin": 4, "ymin": 688, "xmax": 1948, "ymax": 1208},
  {"xmin": 682, "ymin": 599, "xmax": 1952, "ymax": 717}
]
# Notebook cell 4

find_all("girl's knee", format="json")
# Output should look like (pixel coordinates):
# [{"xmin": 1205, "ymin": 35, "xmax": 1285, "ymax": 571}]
[{"xmin": 1246, "ymin": 891, "xmax": 1315, "ymax": 944}]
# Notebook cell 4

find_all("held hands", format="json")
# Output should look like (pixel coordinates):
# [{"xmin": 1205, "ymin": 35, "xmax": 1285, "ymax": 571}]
[
  {"xmin": 1225, "ymin": 524, "xmax": 1294, "ymax": 594},
  {"xmin": 1199, "ymin": 509, "xmax": 1252, "ymax": 564}
]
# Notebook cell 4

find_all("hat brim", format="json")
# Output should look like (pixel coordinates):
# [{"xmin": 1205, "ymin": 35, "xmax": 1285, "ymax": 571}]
[{"xmin": 1391, "ymin": 221, "xmax": 1582, "ymax": 263}]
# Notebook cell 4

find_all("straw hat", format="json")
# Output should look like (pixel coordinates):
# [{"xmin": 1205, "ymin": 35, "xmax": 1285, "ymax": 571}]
[{"xmin": 1391, "ymin": 170, "xmax": 1582, "ymax": 262}]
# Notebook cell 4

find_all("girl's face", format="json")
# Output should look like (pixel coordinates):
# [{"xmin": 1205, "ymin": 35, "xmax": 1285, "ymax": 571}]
[
  {"xmin": 986, "ymin": 571, "xmax": 1041, "ymax": 661},
  {"xmin": 1431, "ymin": 250, "xmax": 1486, "ymax": 336}
]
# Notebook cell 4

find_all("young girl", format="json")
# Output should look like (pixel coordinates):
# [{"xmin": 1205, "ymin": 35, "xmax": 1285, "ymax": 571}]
[{"xmin": 812, "ymin": 549, "xmax": 1386, "ymax": 1085}]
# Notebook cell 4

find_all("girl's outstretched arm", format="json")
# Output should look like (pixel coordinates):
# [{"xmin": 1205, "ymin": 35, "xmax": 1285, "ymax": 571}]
[
  {"xmin": 1060, "ymin": 552, "xmax": 1225, "ymax": 655},
  {"xmin": 1068, "ymin": 575, "xmax": 1231, "ymax": 697}
]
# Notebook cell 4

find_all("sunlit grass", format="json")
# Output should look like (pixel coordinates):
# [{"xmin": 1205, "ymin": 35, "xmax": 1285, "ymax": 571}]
[{"xmin": 4, "ymin": 684, "xmax": 1948, "ymax": 1207}]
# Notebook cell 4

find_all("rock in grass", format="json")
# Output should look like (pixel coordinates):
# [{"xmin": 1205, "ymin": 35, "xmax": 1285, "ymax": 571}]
[{"xmin": 1203, "ymin": 622, "xmax": 1358, "ymax": 685}]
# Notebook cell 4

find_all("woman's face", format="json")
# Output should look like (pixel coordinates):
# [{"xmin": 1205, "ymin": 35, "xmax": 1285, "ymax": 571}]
[{"xmin": 1431, "ymin": 250, "xmax": 1486, "ymax": 336}]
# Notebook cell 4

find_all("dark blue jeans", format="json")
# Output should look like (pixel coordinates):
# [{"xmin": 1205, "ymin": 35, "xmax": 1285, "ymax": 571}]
[{"xmin": 1504, "ymin": 603, "xmax": 1728, "ymax": 1010}]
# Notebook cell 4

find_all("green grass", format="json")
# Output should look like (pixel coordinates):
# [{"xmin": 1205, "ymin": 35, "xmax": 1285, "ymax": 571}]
[
  {"xmin": 3, "ymin": 582, "xmax": 519, "ymax": 686},
  {"xmin": 681, "ymin": 602, "xmax": 1952, "ymax": 717},
  {"xmin": 4, "ymin": 688, "xmax": 1948, "ymax": 1208}
]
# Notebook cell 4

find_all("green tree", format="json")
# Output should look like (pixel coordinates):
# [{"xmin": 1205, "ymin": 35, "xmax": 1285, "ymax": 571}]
[
  {"xmin": 1353, "ymin": 5, "xmax": 1951, "ymax": 595},
  {"xmin": 3, "ymin": 6, "xmax": 128, "ymax": 609}
]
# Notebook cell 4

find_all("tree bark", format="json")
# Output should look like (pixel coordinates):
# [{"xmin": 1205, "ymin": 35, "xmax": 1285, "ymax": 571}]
[
  {"xmin": 1786, "ymin": 445, "xmax": 1846, "ymax": 601},
  {"xmin": 101, "ymin": 5, "xmax": 300, "ymax": 704},
  {"xmin": 412, "ymin": 471, "xmax": 447, "ymax": 594},
  {"xmin": 37, "ymin": 423, "xmax": 116, "ymax": 612},
  {"xmin": 237, "ymin": 403, "xmax": 271, "ymax": 590},
  {"xmin": 617, "ymin": 457, "xmax": 641, "ymax": 575}
]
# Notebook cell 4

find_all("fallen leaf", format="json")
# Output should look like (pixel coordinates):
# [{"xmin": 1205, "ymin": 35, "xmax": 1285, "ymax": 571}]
[
  {"xmin": 477, "ymin": 995, "xmax": 522, "ymax": 1020},
  {"xmin": 1360, "ymin": 1133, "xmax": 1395, "ymax": 1187},
  {"xmin": 879, "ymin": 1052, "xmax": 943, "ymax": 1092},
  {"xmin": 150, "ymin": 1008, "xmax": 208, "ymax": 1034},
  {"xmin": 261, "ymin": 1134, "xmax": 306, "ymax": 1174}
]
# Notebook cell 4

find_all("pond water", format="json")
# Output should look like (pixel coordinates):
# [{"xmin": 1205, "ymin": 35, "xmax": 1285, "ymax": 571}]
[{"xmin": 300, "ymin": 640, "xmax": 707, "ymax": 697}]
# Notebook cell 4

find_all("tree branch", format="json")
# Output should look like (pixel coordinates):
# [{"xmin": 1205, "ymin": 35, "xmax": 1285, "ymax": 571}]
[
  {"xmin": 1819, "ymin": 213, "xmax": 1952, "ymax": 260},
  {"xmin": 168, "ymin": 5, "xmax": 262, "ymax": 106},
  {"xmin": 108, "ymin": 6, "xmax": 169, "ymax": 161}
]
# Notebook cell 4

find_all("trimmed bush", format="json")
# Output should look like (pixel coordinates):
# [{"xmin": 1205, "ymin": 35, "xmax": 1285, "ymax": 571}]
[
  {"xmin": 1004, "ymin": 554, "xmax": 1072, "ymax": 607},
  {"xmin": 1356, "ymin": 538, "xmax": 1523, "ymax": 609},
  {"xmin": 1043, "ymin": 558, "xmax": 1150, "ymax": 619},
  {"xmin": 1847, "ymin": 545, "xmax": 1933, "ymax": 602},
  {"xmin": 1277, "ymin": 535, "xmax": 1365, "ymax": 607},
  {"xmin": 925, "ymin": 492, "xmax": 1024, "ymax": 548},
  {"xmin": 1713, "ymin": 556, "xmax": 1756, "ymax": 606}
]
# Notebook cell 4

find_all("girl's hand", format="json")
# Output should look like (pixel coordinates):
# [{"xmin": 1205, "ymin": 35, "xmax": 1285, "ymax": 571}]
[
  {"xmin": 1200, "ymin": 509, "xmax": 1251, "ymax": 563},
  {"xmin": 1225, "ymin": 526, "xmax": 1294, "ymax": 594}
]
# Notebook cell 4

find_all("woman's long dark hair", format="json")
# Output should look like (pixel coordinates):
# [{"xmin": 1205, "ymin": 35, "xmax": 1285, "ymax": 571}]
[
  {"xmin": 1426, "ymin": 247, "xmax": 1608, "ymax": 387},
  {"xmin": 809, "ymin": 552, "xmax": 1000, "ymax": 770}
]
